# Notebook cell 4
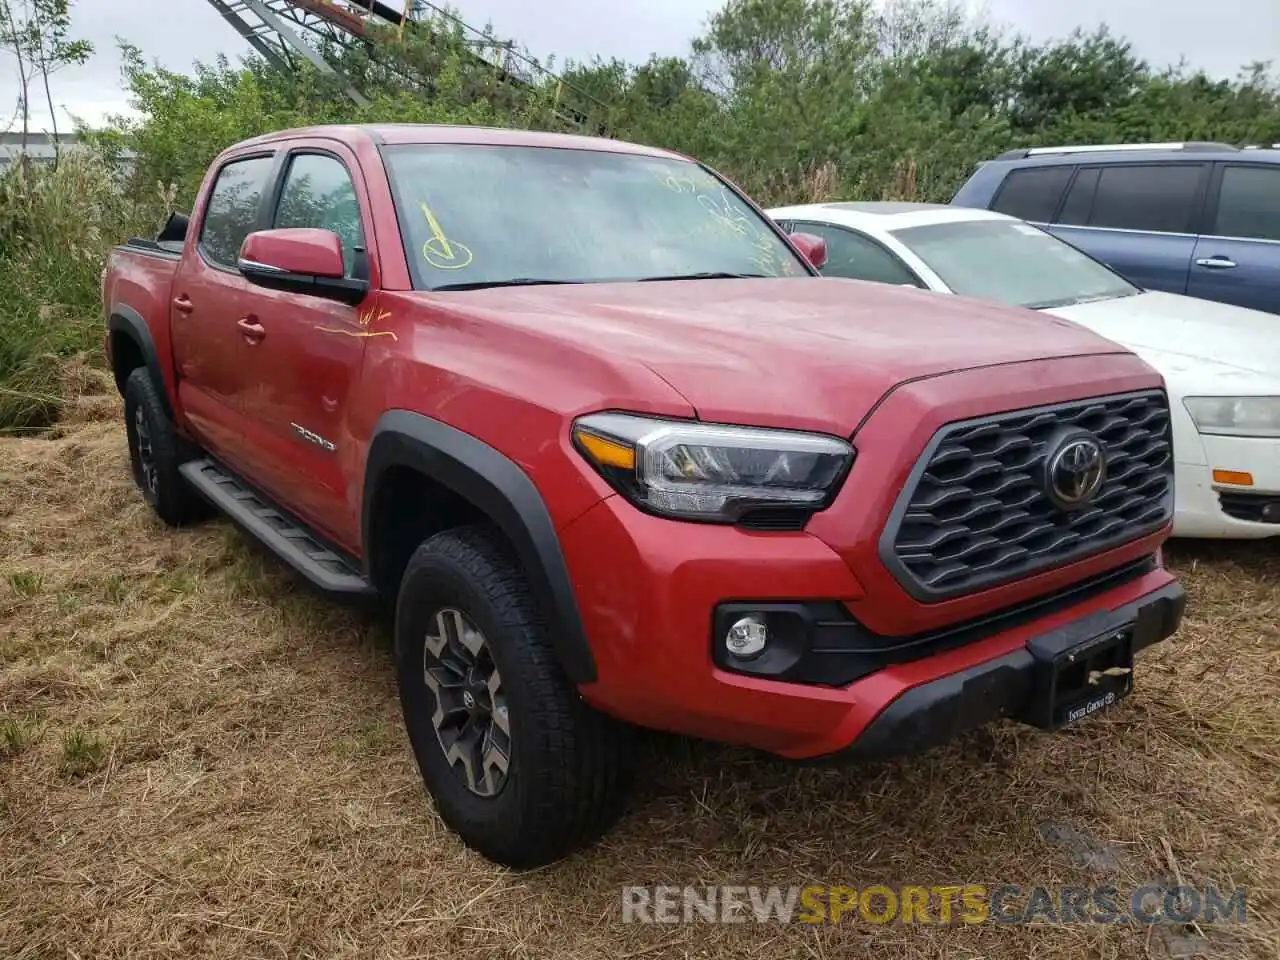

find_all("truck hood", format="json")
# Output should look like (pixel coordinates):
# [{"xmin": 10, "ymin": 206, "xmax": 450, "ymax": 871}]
[
  {"xmin": 1045, "ymin": 290, "xmax": 1280, "ymax": 381},
  {"xmin": 422, "ymin": 277, "xmax": 1129, "ymax": 433}
]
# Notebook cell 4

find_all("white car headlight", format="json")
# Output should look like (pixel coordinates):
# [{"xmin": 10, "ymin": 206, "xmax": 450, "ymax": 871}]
[
  {"xmin": 1182, "ymin": 396, "xmax": 1280, "ymax": 438},
  {"xmin": 572, "ymin": 412, "xmax": 853, "ymax": 522}
]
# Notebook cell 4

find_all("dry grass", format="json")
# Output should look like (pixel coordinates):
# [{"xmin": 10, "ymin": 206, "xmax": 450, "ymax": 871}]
[{"xmin": 1, "ymin": 392, "xmax": 1278, "ymax": 959}]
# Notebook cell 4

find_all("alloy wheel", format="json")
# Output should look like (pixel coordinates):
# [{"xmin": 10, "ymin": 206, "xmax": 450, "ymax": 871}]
[
  {"xmin": 133, "ymin": 405, "xmax": 159, "ymax": 500},
  {"xmin": 422, "ymin": 607, "xmax": 511, "ymax": 797}
]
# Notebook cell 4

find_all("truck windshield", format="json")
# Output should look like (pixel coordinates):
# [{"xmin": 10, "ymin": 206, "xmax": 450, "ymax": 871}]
[
  {"xmin": 891, "ymin": 219, "xmax": 1139, "ymax": 310},
  {"xmin": 381, "ymin": 144, "xmax": 809, "ymax": 290}
]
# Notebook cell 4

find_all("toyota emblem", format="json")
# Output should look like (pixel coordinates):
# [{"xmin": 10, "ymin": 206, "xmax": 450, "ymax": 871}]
[{"xmin": 1047, "ymin": 434, "xmax": 1106, "ymax": 508}]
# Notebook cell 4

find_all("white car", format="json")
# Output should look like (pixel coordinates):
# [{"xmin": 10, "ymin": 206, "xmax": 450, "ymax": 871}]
[{"xmin": 769, "ymin": 201, "xmax": 1280, "ymax": 539}]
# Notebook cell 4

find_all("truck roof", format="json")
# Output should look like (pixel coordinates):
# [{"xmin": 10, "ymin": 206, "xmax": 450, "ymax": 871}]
[{"xmin": 232, "ymin": 123, "xmax": 688, "ymax": 161}]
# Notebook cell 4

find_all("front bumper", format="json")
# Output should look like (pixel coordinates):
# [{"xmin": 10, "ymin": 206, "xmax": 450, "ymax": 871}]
[
  {"xmin": 562, "ymin": 495, "xmax": 1183, "ymax": 760},
  {"xmin": 820, "ymin": 580, "xmax": 1185, "ymax": 762},
  {"xmin": 1172, "ymin": 434, "xmax": 1280, "ymax": 539}
]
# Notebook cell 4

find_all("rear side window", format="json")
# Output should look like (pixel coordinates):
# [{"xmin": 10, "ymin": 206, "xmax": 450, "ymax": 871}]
[
  {"xmin": 1087, "ymin": 164, "xmax": 1204, "ymax": 234},
  {"xmin": 990, "ymin": 166, "xmax": 1073, "ymax": 222},
  {"xmin": 1057, "ymin": 168, "xmax": 1100, "ymax": 225},
  {"xmin": 199, "ymin": 155, "xmax": 275, "ymax": 267},
  {"xmin": 1212, "ymin": 165, "xmax": 1280, "ymax": 241}
]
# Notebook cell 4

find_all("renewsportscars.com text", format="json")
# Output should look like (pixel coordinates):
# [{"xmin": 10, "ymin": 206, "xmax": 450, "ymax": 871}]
[{"xmin": 621, "ymin": 884, "xmax": 1249, "ymax": 925}]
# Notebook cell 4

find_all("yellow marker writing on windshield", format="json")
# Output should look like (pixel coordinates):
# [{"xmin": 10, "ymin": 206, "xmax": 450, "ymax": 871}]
[
  {"xmin": 419, "ymin": 201, "xmax": 473, "ymax": 269},
  {"xmin": 420, "ymin": 202, "xmax": 454, "ymax": 259}
]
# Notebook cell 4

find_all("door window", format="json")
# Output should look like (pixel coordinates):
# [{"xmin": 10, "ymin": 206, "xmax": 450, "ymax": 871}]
[
  {"xmin": 1056, "ymin": 168, "xmax": 1100, "ymax": 225},
  {"xmin": 1085, "ymin": 164, "xmax": 1205, "ymax": 234},
  {"xmin": 198, "ymin": 155, "xmax": 275, "ymax": 267},
  {"xmin": 1212, "ymin": 165, "xmax": 1280, "ymax": 241},
  {"xmin": 990, "ymin": 166, "xmax": 1074, "ymax": 222},
  {"xmin": 273, "ymin": 153, "xmax": 367, "ymax": 276},
  {"xmin": 794, "ymin": 222, "xmax": 922, "ymax": 286}
]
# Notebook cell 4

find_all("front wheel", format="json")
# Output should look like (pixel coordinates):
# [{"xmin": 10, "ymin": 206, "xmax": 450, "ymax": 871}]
[{"xmin": 395, "ymin": 525, "xmax": 634, "ymax": 868}]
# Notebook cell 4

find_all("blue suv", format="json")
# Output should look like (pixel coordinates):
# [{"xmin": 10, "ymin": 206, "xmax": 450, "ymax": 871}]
[{"xmin": 952, "ymin": 142, "xmax": 1280, "ymax": 315}]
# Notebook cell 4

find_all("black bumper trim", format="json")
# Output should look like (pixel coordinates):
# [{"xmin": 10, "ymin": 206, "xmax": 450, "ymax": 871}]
[
  {"xmin": 714, "ymin": 555, "xmax": 1156, "ymax": 688},
  {"xmin": 824, "ymin": 580, "xmax": 1186, "ymax": 762}
]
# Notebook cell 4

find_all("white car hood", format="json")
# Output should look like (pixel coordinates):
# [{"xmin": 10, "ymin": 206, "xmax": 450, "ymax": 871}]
[{"xmin": 1046, "ymin": 291, "xmax": 1280, "ymax": 391}]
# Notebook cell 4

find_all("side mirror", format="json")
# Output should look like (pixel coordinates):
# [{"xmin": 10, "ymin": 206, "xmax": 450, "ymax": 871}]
[
  {"xmin": 238, "ymin": 228, "xmax": 368, "ymax": 306},
  {"xmin": 789, "ymin": 232, "xmax": 828, "ymax": 270}
]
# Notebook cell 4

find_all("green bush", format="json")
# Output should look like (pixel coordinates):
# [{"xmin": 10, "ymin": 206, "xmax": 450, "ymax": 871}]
[{"xmin": 0, "ymin": 149, "xmax": 166, "ymax": 430}]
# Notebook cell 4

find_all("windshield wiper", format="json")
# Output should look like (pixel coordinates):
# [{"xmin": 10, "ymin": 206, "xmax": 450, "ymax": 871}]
[
  {"xmin": 1026, "ymin": 292, "xmax": 1124, "ymax": 309},
  {"xmin": 431, "ymin": 278, "xmax": 583, "ymax": 292},
  {"xmin": 636, "ymin": 271, "xmax": 771, "ymax": 282}
]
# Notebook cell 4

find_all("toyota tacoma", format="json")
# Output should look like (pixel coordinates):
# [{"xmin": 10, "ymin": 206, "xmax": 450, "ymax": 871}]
[{"xmin": 102, "ymin": 124, "xmax": 1186, "ymax": 868}]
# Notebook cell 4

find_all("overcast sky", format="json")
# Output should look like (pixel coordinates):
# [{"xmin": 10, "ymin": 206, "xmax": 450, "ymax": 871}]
[{"xmin": 2, "ymin": 0, "xmax": 1277, "ymax": 133}]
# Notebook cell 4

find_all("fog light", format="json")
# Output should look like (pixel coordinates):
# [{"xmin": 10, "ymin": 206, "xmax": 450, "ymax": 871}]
[{"xmin": 725, "ymin": 614, "xmax": 768, "ymax": 659}]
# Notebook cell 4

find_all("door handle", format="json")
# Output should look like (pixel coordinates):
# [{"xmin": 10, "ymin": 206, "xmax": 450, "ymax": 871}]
[
  {"xmin": 1195, "ymin": 256, "xmax": 1237, "ymax": 269},
  {"xmin": 237, "ymin": 317, "xmax": 266, "ymax": 342},
  {"xmin": 173, "ymin": 295, "xmax": 195, "ymax": 314}
]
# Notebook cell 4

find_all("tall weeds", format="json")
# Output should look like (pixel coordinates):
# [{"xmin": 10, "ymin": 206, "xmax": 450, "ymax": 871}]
[{"xmin": 0, "ymin": 150, "xmax": 164, "ymax": 431}]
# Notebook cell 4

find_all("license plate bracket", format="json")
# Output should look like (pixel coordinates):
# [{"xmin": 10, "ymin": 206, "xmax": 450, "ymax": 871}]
[{"xmin": 1025, "ymin": 624, "xmax": 1135, "ymax": 730}]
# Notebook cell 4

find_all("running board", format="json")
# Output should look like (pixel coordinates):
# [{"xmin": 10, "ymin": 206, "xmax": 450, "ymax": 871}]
[{"xmin": 180, "ymin": 458, "xmax": 374, "ymax": 597}]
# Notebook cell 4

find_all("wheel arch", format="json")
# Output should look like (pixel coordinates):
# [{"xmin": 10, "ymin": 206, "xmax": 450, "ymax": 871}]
[
  {"xmin": 363, "ymin": 410, "xmax": 597, "ymax": 685},
  {"xmin": 107, "ymin": 304, "xmax": 172, "ymax": 420}
]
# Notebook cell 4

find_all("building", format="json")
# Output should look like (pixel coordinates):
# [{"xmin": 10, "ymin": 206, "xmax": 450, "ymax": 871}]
[{"xmin": 0, "ymin": 131, "xmax": 136, "ymax": 169}]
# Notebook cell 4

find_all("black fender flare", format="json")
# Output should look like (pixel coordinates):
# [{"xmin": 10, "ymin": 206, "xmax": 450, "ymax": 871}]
[
  {"xmin": 108, "ymin": 303, "xmax": 173, "ymax": 420},
  {"xmin": 363, "ymin": 410, "xmax": 597, "ymax": 685}
]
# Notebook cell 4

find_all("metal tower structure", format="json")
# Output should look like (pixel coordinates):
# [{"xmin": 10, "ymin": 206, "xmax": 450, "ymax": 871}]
[{"xmin": 203, "ymin": 0, "xmax": 609, "ymax": 128}]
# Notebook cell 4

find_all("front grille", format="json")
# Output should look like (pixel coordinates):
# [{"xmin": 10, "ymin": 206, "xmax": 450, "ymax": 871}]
[{"xmin": 880, "ymin": 390, "xmax": 1173, "ymax": 601}]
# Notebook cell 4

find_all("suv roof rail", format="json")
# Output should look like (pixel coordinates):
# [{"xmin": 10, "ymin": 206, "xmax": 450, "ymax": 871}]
[{"xmin": 995, "ymin": 141, "xmax": 1240, "ymax": 160}]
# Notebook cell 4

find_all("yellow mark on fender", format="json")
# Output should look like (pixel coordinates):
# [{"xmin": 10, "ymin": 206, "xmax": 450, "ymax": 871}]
[
  {"xmin": 358, "ymin": 306, "xmax": 392, "ymax": 328},
  {"xmin": 316, "ymin": 326, "xmax": 399, "ymax": 341},
  {"xmin": 419, "ymin": 201, "xmax": 473, "ymax": 270}
]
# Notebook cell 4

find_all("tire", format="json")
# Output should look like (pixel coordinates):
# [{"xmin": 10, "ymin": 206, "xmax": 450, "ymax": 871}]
[
  {"xmin": 122, "ymin": 367, "xmax": 207, "ymax": 527},
  {"xmin": 395, "ymin": 524, "xmax": 634, "ymax": 868}
]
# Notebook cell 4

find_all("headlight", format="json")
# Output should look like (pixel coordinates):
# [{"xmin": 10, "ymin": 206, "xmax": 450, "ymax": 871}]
[
  {"xmin": 1183, "ymin": 396, "xmax": 1280, "ymax": 438},
  {"xmin": 571, "ymin": 412, "xmax": 853, "ymax": 522}
]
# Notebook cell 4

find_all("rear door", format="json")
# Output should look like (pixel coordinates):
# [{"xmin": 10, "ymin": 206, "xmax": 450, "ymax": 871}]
[
  {"xmin": 169, "ymin": 151, "xmax": 278, "ymax": 468},
  {"xmin": 1047, "ymin": 162, "xmax": 1209, "ymax": 295},
  {"xmin": 233, "ymin": 142, "xmax": 379, "ymax": 549},
  {"xmin": 1187, "ymin": 162, "xmax": 1280, "ymax": 315}
]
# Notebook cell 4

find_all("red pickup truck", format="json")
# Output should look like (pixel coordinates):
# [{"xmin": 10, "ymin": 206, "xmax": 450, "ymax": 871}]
[{"xmin": 102, "ymin": 124, "xmax": 1185, "ymax": 868}]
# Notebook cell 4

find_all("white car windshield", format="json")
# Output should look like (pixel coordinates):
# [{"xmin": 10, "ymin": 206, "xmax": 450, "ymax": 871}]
[
  {"xmin": 382, "ymin": 144, "xmax": 809, "ymax": 290},
  {"xmin": 891, "ymin": 219, "xmax": 1139, "ymax": 309}
]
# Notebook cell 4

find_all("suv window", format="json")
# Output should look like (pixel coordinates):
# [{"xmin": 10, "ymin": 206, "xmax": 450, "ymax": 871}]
[
  {"xmin": 794, "ymin": 222, "xmax": 921, "ymax": 286},
  {"xmin": 990, "ymin": 166, "xmax": 1073, "ymax": 222},
  {"xmin": 198, "ymin": 155, "xmax": 275, "ymax": 267},
  {"xmin": 1057, "ymin": 168, "xmax": 1100, "ymax": 225},
  {"xmin": 1086, "ymin": 164, "xmax": 1204, "ymax": 234},
  {"xmin": 273, "ymin": 153, "xmax": 366, "ymax": 276},
  {"xmin": 1212, "ymin": 165, "xmax": 1280, "ymax": 242}
]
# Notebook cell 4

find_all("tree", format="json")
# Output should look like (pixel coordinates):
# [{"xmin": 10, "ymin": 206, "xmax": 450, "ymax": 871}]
[{"xmin": 0, "ymin": 0, "xmax": 92, "ymax": 156}]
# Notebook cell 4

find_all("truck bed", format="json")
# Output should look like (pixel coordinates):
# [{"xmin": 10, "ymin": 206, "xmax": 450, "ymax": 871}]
[{"xmin": 120, "ymin": 237, "xmax": 183, "ymax": 259}]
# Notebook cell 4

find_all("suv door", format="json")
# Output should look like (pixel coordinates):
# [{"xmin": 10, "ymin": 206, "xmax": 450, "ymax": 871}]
[
  {"xmin": 234, "ymin": 144, "xmax": 379, "ymax": 550},
  {"xmin": 1048, "ymin": 162, "xmax": 1209, "ymax": 295},
  {"xmin": 170, "ymin": 152, "xmax": 277, "ymax": 470},
  {"xmin": 1187, "ymin": 163, "xmax": 1280, "ymax": 315}
]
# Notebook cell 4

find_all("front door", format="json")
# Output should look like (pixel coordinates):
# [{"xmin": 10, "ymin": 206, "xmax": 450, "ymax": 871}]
[
  {"xmin": 234, "ymin": 145, "xmax": 379, "ymax": 551},
  {"xmin": 1187, "ymin": 163, "xmax": 1280, "ymax": 315}
]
